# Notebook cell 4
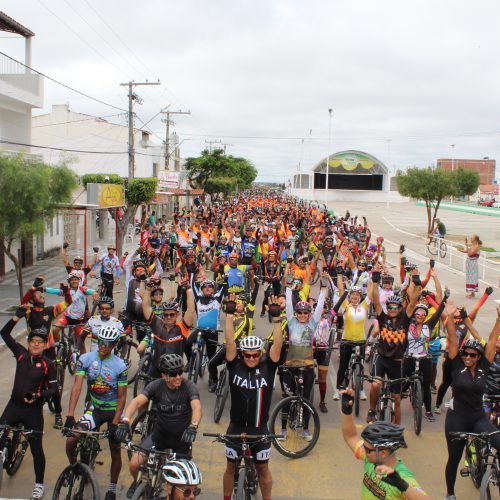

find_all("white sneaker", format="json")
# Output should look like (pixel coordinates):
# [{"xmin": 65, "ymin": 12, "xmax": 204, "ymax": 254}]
[
  {"xmin": 32, "ymin": 483, "xmax": 45, "ymax": 499},
  {"xmin": 333, "ymin": 389, "xmax": 340, "ymax": 400},
  {"xmin": 303, "ymin": 429, "xmax": 312, "ymax": 442},
  {"xmin": 278, "ymin": 429, "xmax": 287, "ymax": 441},
  {"xmin": 434, "ymin": 405, "xmax": 441, "ymax": 414},
  {"xmin": 360, "ymin": 390, "xmax": 367, "ymax": 401}
]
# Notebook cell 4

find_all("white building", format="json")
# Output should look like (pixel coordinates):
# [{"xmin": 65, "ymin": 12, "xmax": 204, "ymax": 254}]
[
  {"xmin": 32, "ymin": 103, "xmax": 163, "ymax": 178},
  {"xmin": 0, "ymin": 12, "xmax": 61, "ymax": 275}
]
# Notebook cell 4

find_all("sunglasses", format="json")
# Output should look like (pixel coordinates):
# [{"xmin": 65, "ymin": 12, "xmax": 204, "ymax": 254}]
[
  {"xmin": 387, "ymin": 305, "xmax": 401, "ymax": 310},
  {"xmin": 296, "ymin": 311, "xmax": 310, "ymax": 315},
  {"xmin": 363, "ymin": 444, "xmax": 377, "ymax": 454},
  {"xmin": 243, "ymin": 352, "xmax": 261, "ymax": 359},
  {"xmin": 174, "ymin": 486, "xmax": 201, "ymax": 497},
  {"xmin": 98, "ymin": 340, "xmax": 116, "ymax": 348},
  {"xmin": 163, "ymin": 312, "xmax": 177, "ymax": 318},
  {"xmin": 461, "ymin": 351, "xmax": 479, "ymax": 359},
  {"xmin": 167, "ymin": 370, "xmax": 183, "ymax": 378}
]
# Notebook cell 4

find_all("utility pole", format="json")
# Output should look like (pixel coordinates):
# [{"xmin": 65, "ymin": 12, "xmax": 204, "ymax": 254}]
[
  {"xmin": 119, "ymin": 80, "xmax": 160, "ymax": 178},
  {"xmin": 221, "ymin": 143, "xmax": 234, "ymax": 154},
  {"xmin": 205, "ymin": 139, "xmax": 222, "ymax": 153},
  {"xmin": 161, "ymin": 110, "xmax": 190, "ymax": 170}
]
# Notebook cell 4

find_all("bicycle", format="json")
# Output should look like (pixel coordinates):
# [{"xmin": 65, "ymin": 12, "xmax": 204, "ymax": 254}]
[
  {"xmin": 125, "ymin": 442, "xmax": 176, "ymax": 499},
  {"xmin": 128, "ymin": 400, "xmax": 157, "ymax": 460},
  {"xmin": 187, "ymin": 328, "xmax": 222, "ymax": 384},
  {"xmin": 115, "ymin": 331, "xmax": 140, "ymax": 385},
  {"xmin": 486, "ymin": 395, "xmax": 500, "ymax": 429},
  {"xmin": 339, "ymin": 340, "xmax": 366, "ymax": 417},
  {"xmin": 427, "ymin": 234, "xmax": 447, "ymax": 259},
  {"xmin": 364, "ymin": 374, "xmax": 409, "ymax": 424},
  {"xmin": 268, "ymin": 365, "xmax": 321, "ymax": 458},
  {"xmin": 402, "ymin": 354, "xmax": 431, "ymax": 436},
  {"xmin": 53, "ymin": 427, "xmax": 108, "ymax": 500},
  {"xmin": 0, "ymin": 425, "xmax": 39, "ymax": 490},
  {"xmin": 204, "ymin": 432, "xmax": 281, "ymax": 500},
  {"xmin": 449, "ymin": 430, "xmax": 500, "ymax": 493},
  {"xmin": 133, "ymin": 329, "xmax": 155, "ymax": 398},
  {"xmin": 213, "ymin": 358, "xmax": 230, "ymax": 424}
]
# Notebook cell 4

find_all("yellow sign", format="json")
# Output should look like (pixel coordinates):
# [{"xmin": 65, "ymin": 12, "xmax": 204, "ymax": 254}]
[{"xmin": 99, "ymin": 184, "xmax": 125, "ymax": 208}]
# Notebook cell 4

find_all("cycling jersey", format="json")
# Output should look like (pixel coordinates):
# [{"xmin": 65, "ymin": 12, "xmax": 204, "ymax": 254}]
[
  {"xmin": 0, "ymin": 319, "xmax": 57, "ymax": 407},
  {"xmin": 224, "ymin": 264, "xmax": 250, "ymax": 292},
  {"xmin": 96, "ymin": 253, "xmax": 121, "ymax": 276},
  {"xmin": 376, "ymin": 310, "xmax": 411, "ymax": 359},
  {"xmin": 75, "ymin": 351, "xmax": 128, "ymax": 411},
  {"xmin": 149, "ymin": 316, "xmax": 189, "ymax": 366},
  {"xmin": 46, "ymin": 286, "xmax": 94, "ymax": 320},
  {"xmin": 354, "ymin": 441, "xmax": 424, "ymax": 499},
  {"xmin": 191, "ymin": 277, "xmax": 225, "ymax": 330},
  {"xmin": 228, "ymin": 354, "xmax": 278, "ymax": 428}
]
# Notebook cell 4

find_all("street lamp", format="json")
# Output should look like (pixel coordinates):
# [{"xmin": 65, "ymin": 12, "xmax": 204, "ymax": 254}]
[{"xmin": 325, "ymin": 108, "xmax": 333, "ymax": 205}]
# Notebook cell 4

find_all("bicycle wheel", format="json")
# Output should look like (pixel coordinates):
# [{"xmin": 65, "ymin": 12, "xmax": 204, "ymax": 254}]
[
  {"xmin": 133, "ymin": 354, "xmax": 153, "ymax": 398},
  {"xmin": 380, "ymin": 399, "xmax": 393, "ymax": 423},
  {"xmin": 67, "ymin": 349, "xmax": 78, "ymax": 376},
  {"xmin": 120, "ymin": 340, "xmax": 140, "ymax": 384},
  {"xmin": 0, "ymin": 448, "xmax": 4, "ymax": 490},
  {"xmin": 468, "ymin": 439, "xmax": 485, "ymax": 489},
  {"xmin": 427, "ymin": 240, "xmax": 438, "ymax": 256},
  {"xmin": 353, "ymin": 364, "xmax": 362, "ymax": 418},
  {"xmin": 52, "ymin": 462, "xmax": 101, "ymax": 500},
  {"xmin": 440, "ymin": 241, "xmax": 447, "ymax": 259},
  {"xmin": 56, "ymin": 358, "xmax": 65, "ymax": 399},
  {"xmin": 199, "ymin": 344, "xmax": 207, "ymax": 378},
  {"xmin": 189, "ymin": 351, "xmax": 201, "ymax": 384},
  {"xmin": 269, "ymin": 396, "xmax": 320, "ymax": 458},
  {"xmin": 66, "ymin": 331, "xmax": 77, "ymax": 376},
  {"xmin": 235, "ymin": 467, "xmax": 257, "ymax": 500},
  {"xmin": 5, "ymin": 432, "xmax": 28, "ymax": 476},
  {"xmin": 480, "ymin": 466, "xmax": 500, "ymax": 500},
  {"xmin": 214, "ymin": 368, "xmax": 229, "ymax": 423},
  {"xmin": 128, "ymin": 410, "xmax": 157, "ymax": 460},
  {"xmin": 131, "ymin": 481, "xmax": 153, "ymax": 500},
  {"xmin": 412, "ymin": 379, "xmax": 423, "ymax": 436}
]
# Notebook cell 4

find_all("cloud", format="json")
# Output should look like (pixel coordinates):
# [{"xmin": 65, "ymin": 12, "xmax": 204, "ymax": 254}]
[{"xmin": 1, "ymin": 0, "xmax": 500, "ymax": 180}]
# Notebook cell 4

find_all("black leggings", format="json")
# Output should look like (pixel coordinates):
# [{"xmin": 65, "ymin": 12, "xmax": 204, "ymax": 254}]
[
  {"xmin": 281, "ymin": 367, "xmax": 315, "ymax": 429},
  {"xmin": 44, "ymin": 347, "xmax": 62, "ymax": 414},
  {"xmin": 445, "ymin": 408, "xmax": 500, "ymax": 495},
  {"xmin": 1, "ymin": 401, "xmax": 45, "ymax": 483},
  {"xmin": 336, "ymin": 343, "xmax": 365, "ymax": 389},
  {"xmin": 402, "ymin": 357, "xmax": 433, "ymax": 412},
  {"xmin": 184, "ymin": 328, "xmax": 218, "ymax": 369},
  {"xmin": 208, "ymin": 345, "xmax": 226, "ymax": 383},
  {"xmin": 436, "ymin": 356, "xmax": 453, "ymax": 407},
  {"xmin": 100, "ymin": 272, "xmax": 114, "ymax": 299}
]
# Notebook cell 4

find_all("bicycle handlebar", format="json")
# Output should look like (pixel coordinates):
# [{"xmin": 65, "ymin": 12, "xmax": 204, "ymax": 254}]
[
  {"xmin": 203, "ymin": 432, "xmax": 282, "ymax": 442},
  {"xmin": 449, "ymin": 430, "xmax": 500, "ymax": 440},
  {"xmin": 56, "ymin": 426, "xmax": 109, "ymax": 438},
  {"xmin": 0, "ymin": 424, "xmax": 43, "ymax": 435}
]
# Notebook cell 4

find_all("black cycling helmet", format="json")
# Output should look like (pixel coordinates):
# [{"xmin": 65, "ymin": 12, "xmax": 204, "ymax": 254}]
[
  {"xmin": 381, "ymin": 274, "xmax": 395, "ymax": 283},
  {"xmin": 361, "ymin": 422, "xmax": 405, "ymax": 451},
  {"xmin": 386, "ymin": 295, "xmax": 403, "ymax": 307},
  {"xmin": 158, "ymin": 354, "xmax": 184, "ymax": 373},
  {"xmin": 98, "ymin": 296, "xmax": 114, "ymax": 308},
  {"xmin": 162, "ymin": 300, "xmax": 179, "ymax": 312},
  {"xmin": 28, "ymin": 326, "xmax": 49, "ymax": 342},
  {"xmin": 151, "ymin": 286, "xmax": 164, "ymax": 295},
  {"xmin": 461, "ymin": 338, "xmax": 484, "ymax": 356},
  {"xmin": 133, "ymin": 260, "xmax": 147, "ymax": 272}
]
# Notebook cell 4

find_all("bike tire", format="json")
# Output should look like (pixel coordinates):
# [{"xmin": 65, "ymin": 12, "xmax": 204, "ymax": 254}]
[
  {"xmin": 427, "ymin": 242, "xmax": 438, "ymax": 256},
  {"xmin": 67, "ymin": 349, "xmax": 78, "ymax": 376},
  {"xmin": 440, "ymin": 242, "xmax": 447, "ymax": 259},
  {"xmin": 0, "ymin": 450, "xmax": 4, "ymax": 490},
  {"xmin": 5, "ymin": 433, "xmax": 28, "ymax": 476},
  {"xmin": 191, "ymin": 351, "xmax": 201, "ymax": 384},
  {"xmin": 66, "ymin": 330, "xmax": 77, "ymax": 376},
  {"xmin": 269, "ymin": 396, "xmax": 321, "ymax": 459},
  {"xmin": 213, "ymin": 368, "xmax": 229, "ymax": 423},
  {"xmin": 121, "ymin": 340, "xmax": 140, "ymax": 384},
  {"xmin": 235, "ymin": 468, "xmax": 256, "ymax": 500},
  {"xmin": 479, "ymin": 465, "xmax": 499, "ymax": 500},
  {"xmin": 353, "ymin": 364, "xmax": 362, "ymax": 418},
  {"xmin": 56, "ymin": 359, "xmax": 65, "ymax": 399},
  {"xmin": 381, "ymin": 403, "xmax": 393, "ymax": 423},
  {"xmin": 468, "ymin": 439, "xmax": 484, "ymax": 489},
  {"xmin": 131, "ymin": 481, "xmax": 153, "ymax": 500},
  {"xmin": 52, "ymin": 462, "xmax": 101, "ymax": 500},
  {"xmin": 133, "ymin": 354, "xmax": 152, "ymax": 398},
  {"xmin": 128, "ymin": 410, "xmax": 157, "ymax": 460},
  {"xmin": 412, "ymin": 379, "xmax": 423, "ymax": 436}
]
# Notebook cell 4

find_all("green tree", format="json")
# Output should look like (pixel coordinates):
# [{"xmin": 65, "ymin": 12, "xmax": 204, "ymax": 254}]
[
  {"xmin": 396, "ymin": 166, "xmax": 480, "ymax": 235},
  {"xmin": 0, "ymin": 154, "xmax": 78, "ymax": 300},
  {"xmin": 185, "ymin": 149, "xmax": 257, "ymax": 202},
  {"xmin": 81, "ymin": 174, "xmax": 157, "ymax": 256}
]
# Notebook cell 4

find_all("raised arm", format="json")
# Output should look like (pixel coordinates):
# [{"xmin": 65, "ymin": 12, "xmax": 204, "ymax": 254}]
[
  {"xmin": 371, "ymin": 264, "xmax": 383, "ymax": 316},
  {"xmin": 224, "ymin": 295, "xmax": 237, "ymax": 362},
  {"xmin": 285, "ymin": 286, "xmax": 294, "ymax": 322},
  {"xmin": 139, "ymin": 280, "xmax": 153, "ymax": 321},
  {"xmin": 445, "ymin": 300, "xmax": 458, "ymax": 359}
]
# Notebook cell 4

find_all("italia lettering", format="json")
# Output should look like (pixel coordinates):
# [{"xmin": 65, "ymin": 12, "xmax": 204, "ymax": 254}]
[{"xmin": 232, "ymin": 374, "xmax": 268, "ymax": 389}]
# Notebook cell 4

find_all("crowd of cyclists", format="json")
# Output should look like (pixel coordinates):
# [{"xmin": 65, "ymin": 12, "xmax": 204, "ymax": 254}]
[{"xmin": 0, "ymin": 188, "xmax": 499, "ymax": 499}]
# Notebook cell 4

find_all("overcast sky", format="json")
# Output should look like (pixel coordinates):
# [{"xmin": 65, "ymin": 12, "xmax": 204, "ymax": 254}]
[{"xmin": 2, "ymin": 0, "xmax": 500, "ymax": 181}]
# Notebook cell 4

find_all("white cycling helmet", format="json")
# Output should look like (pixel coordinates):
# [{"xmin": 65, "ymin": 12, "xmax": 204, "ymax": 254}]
[
  {"xmin": 239, "ymin": 336, "xmax": 264, "ymax": 351},
  {"xmin": 162, "ymin": 459, "xmax": 202, "ymax": 485},
  {"xmin": 349, "ymin": 285, "xmax": 363, "ymax": 295},
  {"xmin": 97, "ymin": 325, "xmax": 121, "ymax": 343}
]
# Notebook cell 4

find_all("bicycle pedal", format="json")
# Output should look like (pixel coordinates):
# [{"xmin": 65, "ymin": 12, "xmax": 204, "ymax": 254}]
[
  {"xmin": 460, "ymin": 467, "xmax": 470, "ymax": 477},
  {"xmin": 95, "ymin": 460, "xmax": 104, "ymax": 466}
]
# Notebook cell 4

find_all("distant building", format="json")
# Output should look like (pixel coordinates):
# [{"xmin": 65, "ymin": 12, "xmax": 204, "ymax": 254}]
[{"xmin": 437, "ymin": 158, "xmax": 496, "ymax": 185}]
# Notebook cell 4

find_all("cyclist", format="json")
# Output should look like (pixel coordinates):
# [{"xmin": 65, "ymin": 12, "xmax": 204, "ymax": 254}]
[
  {"xmin": 162, "ymin": 459, "xmax": 203, "ymax": 500},
  {"xmin": 221, "ymin": 294, "xmax": 284, "ymax": 500},
  {"xmin": 260, "ymin": 250, "xmax": 281, "ymax": 318},
  {"xmin": 443, "ymin": 301, "xmax": 500, "ymax": 499},
  {"xmin": 116, "ymin": 353, "xmax": 202, "ymax": 498},
  {"xmin": 77, "ymin": 297, "xmax": 124, "ymax": 354},
  {"xmin": 367, "ymin": 264, "xmax": 420, "ymax": 425},
  {"xmin": 62, "ymin": 241, "xmax": 97, "ymax": 285},
  {"xmin": 333, "ymin": 274, "xmax": 372, "ymax": 401},
  {"xmin": 0, "ymin": 312, "xmax": 58, "ymax": 500},
  {"xmin": 64, "ymin": 325, "xmax": 128, "ymax": 500},
  {"xmin": 340, "ymin": 389, "xmax": 430, "ymax": 499},
  {"xmin": 93, "ymin": 244, "xmax": 121, "ymax": 299},
  {"xmin": 151, "ymin": 285, "xmax": 166, "ymax": 316},
  {"xmin": 207, "ymin": 281, "xmax": 260, "ymax": 392},
  {"xmin": 224, "ymin": 252, "xmax": 253, "ymax": 294}
]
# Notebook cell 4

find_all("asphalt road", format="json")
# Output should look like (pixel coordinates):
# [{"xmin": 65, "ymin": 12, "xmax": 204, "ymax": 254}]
[{"xmin": 1, "ymin": 201, "xmax": 497, "ymax": 499}]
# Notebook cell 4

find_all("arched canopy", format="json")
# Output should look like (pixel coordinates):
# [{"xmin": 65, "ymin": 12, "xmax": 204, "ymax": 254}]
[{"xmin": 313, "ymin": 150, "xmax": 388, "ymax": 175}]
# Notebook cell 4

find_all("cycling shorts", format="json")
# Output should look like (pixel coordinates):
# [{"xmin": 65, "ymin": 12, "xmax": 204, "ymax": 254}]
[
  {"xmin": 76, "ymin": 408, "xmax": 115, "ymax": 431},
  {"xmin": 314, "ymin": 349, "xmax": 331, "ymax": 367},
  {"xmin": 374, "ymin": 356, "xmax": 403, "ymax": 394},
  {"xmin": 225, "ymin": 423, "xmax": 271, "ymax": 464},
  {"xmin": 57, "ymin": 313, "xmax": 84, "ymax": 328},
  {"xmin": 140, "ymin": 433, "xmax": 191, "ymax": 459}
]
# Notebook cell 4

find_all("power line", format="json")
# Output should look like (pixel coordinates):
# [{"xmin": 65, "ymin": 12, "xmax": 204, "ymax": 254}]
[
  {"xmin": 0, "ymin": 139, "xmax": 126, "ymax": 155},
  {"xmin": 32, "ymin": 113, "xmax": 126, "ymax": 128},
  {"xmin": 0, "ymin": 51, "xmax": 127, "ymax": 113},
  {"xmin": 37, "ymin": 0, "xmax": 131, "ymax": 79}
]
